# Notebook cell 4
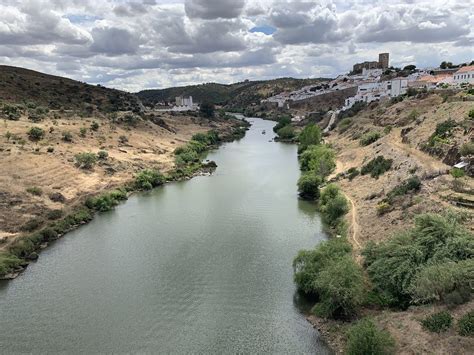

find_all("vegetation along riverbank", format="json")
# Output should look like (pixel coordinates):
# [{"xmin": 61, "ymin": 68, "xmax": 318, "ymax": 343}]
[{"xmin": 289, "ymin": 90, "xmax": 473, "ymax": 354}]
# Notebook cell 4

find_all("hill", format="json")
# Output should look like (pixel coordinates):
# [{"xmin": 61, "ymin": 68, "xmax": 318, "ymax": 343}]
[
  {"xmin": 0, "ymin": 65, "xmax": 143, "ymax": 113},
  {"xmin": 137, "ymin": 77, "xmax": 330, "ymax": 108}
]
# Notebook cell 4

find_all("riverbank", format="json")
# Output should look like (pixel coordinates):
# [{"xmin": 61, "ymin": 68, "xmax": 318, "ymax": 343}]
[{"xmin": 0, "ymin": 114, "xmax": 249, "ymax": 279}]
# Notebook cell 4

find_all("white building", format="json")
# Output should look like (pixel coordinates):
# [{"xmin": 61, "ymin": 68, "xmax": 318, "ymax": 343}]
[
  {"xmin": 453, "ymin": 65, "xmax": 474, "ymax": 84},
  {"xmin": 388, "ymin": 78, "xmax": 408, "ymax": 97},
  {"xmin": 175, "ymin": 96, "xmax": 193, "ymax": 108}
]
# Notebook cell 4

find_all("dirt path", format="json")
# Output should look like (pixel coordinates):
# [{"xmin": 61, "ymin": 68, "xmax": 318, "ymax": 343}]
[{"xmin": 343, "ymin": 192, "xmax": 361, "ymax": 251}]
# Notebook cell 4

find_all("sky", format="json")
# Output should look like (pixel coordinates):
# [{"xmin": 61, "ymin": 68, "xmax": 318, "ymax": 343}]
[{"xmin": 0, "ymin": 0, "xmax": 472, "ymax": 92}]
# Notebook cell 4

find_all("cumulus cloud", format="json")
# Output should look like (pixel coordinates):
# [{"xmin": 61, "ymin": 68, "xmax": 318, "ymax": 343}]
[
  {"xmin": 185, "ymin": 0, "xmax": 245, "ymax": 19},
  {"xmin": 0, "ymin": 0, "xmax": 471, "ymax": 91}
]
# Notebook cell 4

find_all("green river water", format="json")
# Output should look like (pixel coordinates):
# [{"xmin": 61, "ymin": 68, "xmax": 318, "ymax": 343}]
[{"xmin": 0, "ymin": 117, "xmax": 330, "ymax": 354}]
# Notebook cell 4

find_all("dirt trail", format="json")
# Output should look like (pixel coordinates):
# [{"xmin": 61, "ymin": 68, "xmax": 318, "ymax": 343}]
[{"xmin": 343, "ymin": 192, "xmax": 361, "ymax": 251}]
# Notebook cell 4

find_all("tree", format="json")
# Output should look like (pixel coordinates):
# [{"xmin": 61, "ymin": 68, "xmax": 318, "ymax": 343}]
[
  {"xmin": 299, "ymin": 145, "xmax": 336, "ymax": 177},
  {"xmin": 74, "ymin": 152, "xmax": 97, "ymax": 169},
  {"xmin": 346, "ymin": 318, "xmax": 395, "ymax": 355},
  {"xmin": 403, "ymin": 64, "xmax": 416, "ymax": 71},
  {"xmin": 27, "ymin": 127, "xmax": 45, "ymax": 141},
  {"xmin": 298, "ymin": 124, "xmax": 322, "ymax": 153},
  {"xmin": 273, "ymin": 116, "xmax": 291, "ymax": 133},
  {"xmin": 297, "ymin": 173, "xmax": 322, "ymax": 200},
  {"xmin": 277, "ymin": 125, "xmax": 295, "ymax": 140},
  {"xmin": 200, "ymin": 101, "xmax": 215, "ymax": 118}
]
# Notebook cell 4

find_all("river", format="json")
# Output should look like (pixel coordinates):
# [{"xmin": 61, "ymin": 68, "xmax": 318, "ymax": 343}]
[{"xmin": 0, "ymin": 117, "xmax": 330, "ymax": 354}]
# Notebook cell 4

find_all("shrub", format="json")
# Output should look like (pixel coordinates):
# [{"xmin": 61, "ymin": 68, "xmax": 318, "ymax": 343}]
[
  {"xmin": 298, "ymin": 124, "xmax": 322, "ymax": 153},
  {"xmin": 27, "ymin": 127, "xmax": 45, "ymax": 141},
  {"xmin": 459, "ymin": 142, "xmax": 474, "ymax": 156},
  {"xmin": 469, "ymin": 109, "xmax": 474, "ymax": 119},
  {"xmin": 458, "ymin": 310, "xmax": 474, "ymax": 336},
  {"xmin": 0, "ymin": 252, "xmax": 23, "ymax": 276},
  {"xmin": 97, "ymin": 150, "xmax": 108, "ymax": 160},
  {"xmin": 363, "ymin": 212, "xmax": 473, "ymax": 308},
  {"xmin": 2, "ymin": 104, "xmax": 22, "ymax": 120},
  {"xmin": 312, "ymin": 256, "xmax": 365, "ymax": 319},
  {"xmin": 385, "ymin": 176, "xmax": 421, "ymax": 203},
  {"xmin": 134, "ymin": 169, "xmax": 165, "ymax": 190},
  {"xmin": 62, "ymin": 131, "xmax": 73, "ymax": 142},
  {"xmin": 410, "ymin": 259, "xmax": 473, "ymax": 304},
  {"xmin": 297, "ymin": 173, "xmax": 322, "ymax": 200},
  {"xmin": 407, "ymin": 109, "xmax": 419, "ymax": 121},
  {"xmin": 347, "ymin": 167, "xmax": 359, "ymax": 181},
  {"xmin": 346, "ymin": 318, "xmax": 395, "ymax": 355},
  {"xmin": 47, "ymin": 147, "xmax": 54, "ymax": 153},
  {"xmin": 320, "ymin": 188, "xmax": 349, "ymax": 227},
  {"xmin": 383, "ymin": 126, "xmax": 393, "ymax": 135},
  {"xmin": 376, "ymin": 202, "xmax": 391, "ymax": 216},
  {"xmin": 26, "ymin": 186, "xmax": 42, "ymax": 196},
  {"xmin": 79, "ymin": 127, "xmax": 87, "ymax": 137},
  {"xmin": 451, "ymin": 168, "xmax": 465, "ymax": 178},
  {"xmin": 273, "ymin": 116, "xmax": 291, "ymax": 133},
  {"xmin": 277, "ymin": 125, "xmax": 295, "ymax": 140},
  {"xmin": 87, "ymin": 190, "xmax": 127, "ymax": 212},
  {"xmin": 299, "ymin": 145, "xmax": 336, "ymax": 177},
  {"xmin": 199, "ymin": 101, "xmax": 215, "ymax": 118},
  {"xmin": 118, "ymin": 135, "xmax": 128, "ymax": 144},
  {"xmin": 361, "ymin": 156, "xmax": 393, "ymax": 178},
  {"xmin": 20, "ymin": 218, "xmax": 43, "ymax": 232},
  {"xmin": 74, "ymin": 152, "xmax": 97, "ymax": 169},
  {"xmin": 421, "ymin": 311, "xmax": 452, "ymax": 333},
  {"xmin": 293, "ymin": 237, "xmax": 352, "ymax": 294},
  {"xmin": 360, "ymin": 131, "xmax": 381, "ymax": 146},
  {"xmin": 47, "ymin": 209, "xmax": 63, "ymax": 220},
  {"xmin": 90, "ymin": 122, "xmax": 99, "ymax": 131}
]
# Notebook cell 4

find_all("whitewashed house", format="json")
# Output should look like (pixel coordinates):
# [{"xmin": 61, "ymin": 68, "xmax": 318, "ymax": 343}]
[
  {"xmin": 388, "ymin": 78, "xmax": 408, "ymax": 97},
  {"xmin": 453, "ymin": 66, "xmax": 474, "ymax": 84}
]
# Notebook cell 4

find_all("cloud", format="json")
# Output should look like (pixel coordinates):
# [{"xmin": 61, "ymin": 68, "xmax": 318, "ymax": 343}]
[
  {"xmin": 185, "ymin": 0, "xmax": 245, "ymax": 19},
  {"xmin": 90, "ymin": 27, "xmax": 140, "ymax": 55}
]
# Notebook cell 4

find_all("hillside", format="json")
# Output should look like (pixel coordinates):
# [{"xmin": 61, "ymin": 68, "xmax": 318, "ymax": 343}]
[
  {"xmin": 316, "ymin": 90, "xmax": 473, "ymax": 353},
  {"xmin": 137, "ymin": 77, "xmax": 329, "ymax": 108},
  {"xmin": 0, "ymin": 65, "xmax": 143, "ymax": 113}
]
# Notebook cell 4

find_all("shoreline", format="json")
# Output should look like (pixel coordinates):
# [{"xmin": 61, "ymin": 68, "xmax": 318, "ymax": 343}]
[{"xmin": 0, "ymin": 118, "xmax": 250, "ymax": 281}]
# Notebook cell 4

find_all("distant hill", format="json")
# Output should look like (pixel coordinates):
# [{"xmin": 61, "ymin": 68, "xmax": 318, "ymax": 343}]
[
  {"xmin": 0, "ymin": 65, "xmax": 142, "ymax": 113},
  {"xmin": 137, "ymin": 77, "xmax": 330, "ymax": 108}
]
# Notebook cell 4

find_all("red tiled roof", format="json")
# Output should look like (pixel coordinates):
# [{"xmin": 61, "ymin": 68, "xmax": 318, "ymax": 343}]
[{"xmin": 455, "ymin": 65, "xmax": 474, "ymax": 74}]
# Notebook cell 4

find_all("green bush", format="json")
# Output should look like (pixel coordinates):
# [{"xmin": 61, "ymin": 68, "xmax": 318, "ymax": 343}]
[
  {"xmin": 458, "ymin": 310, "xmax": 474, "ymax": 336},
  {"xmin": 298, "ymin": 145, "xmax": 336, "ymax": 177},
  {"xmin": 273, "ymin": 116, "xmax": 291, "ymax": 133},
  {"xmin": 459, "ymin": 142, "xmax": 474, "ymax": 156},
  {"xmin": 79, "ymin": 127, "xmax": 87, "ymax": 137},
  {"xmin": 26, "ymin": 186, "xmax": 43, "ymax": 196},
  {"xmin": 62, "ymin": 131, "xmax": 73, "ymax": 142},
  {"xmin": 90, "ymin": 121, "xmax": 99, "ymax": 131},
  {"xmin": 2, "ymin": 104, "xmax": 22, "ymax": 120},
  {"xmin": 191, "ymin": 130, "xmax": 219, "ymax": 145},
  {"xmin": 86, "ymin": 190, "xmax": 127, "ymax": 212},
  {"xmin": 421, "ymin": 311, "xmax": 452, "ymax": 333},
  {"xmin": 360, "ymin": 131, "xmax": 381, "ymax": 146},
  {"xmin": 97, "ymin": 150, "xmax": 108, "ymax": 160},
  {"xmin": 47, "ymin": 147, "xmax": 54, "ymax": 153},
  {"xmin": 134, "ymin": 169, "xmax": 165, "ymax": 190},
  {"xmin": 293, "ymin": 237, "xmax": 352, "ymax": 294},
  {"xmin": 297, "ymin": 173, "xmax": 322, "ymax": 200},
  {"xmin": 46, "ymin": 209, "xmax": 63, "ymax": 220},
  {"xmin": 319, "ymin": 184, "xmax": 349, "ymax": 227},
  {"xmin": 469, "ymin": 109, "xmax": 474, "ymax": 119},
  {"xmin": 27, "ymin": 127, "xmax": 45, "ymax": 141},
  {"xmin": 277, "ymin": 125, "xmax": 295, "ymax": 140},
  {"xmin": 346, "ymin": 318, "xmax": 395, "ymax": 355},
  {"xmin": 385, "ymin": 176, "xmax": 421, "ymax": 203},
  {"xmin": 20, "ymin": 218, "xmax": 43, "ymax": 232},
  {"xmin": 361, "ymin": 156, "xmax": 393, "ymax": 178},
  {"xmin": 376, "ymin": 202, "xmax": 391, "ymax": 216},
  {"xmin": 74, "ymin": 152, "xmax": 97, "ymax": 169},
  {"xmin": 298, "ymin": 124, "xmax": 322, "ymax": 153},
  {"xmin": 407, "ymin": 109, "xmax": 419, "ymax": 122},
  {"xmin": 347, "ymin": 167, "xmax": 359, "ymax": 181},
  {"xmin": 451, "ymin": 168, "xmax": 465, "ymax": 178},
  {"xmin": 363, "ymin": 212, "xmax": 473, "ymax": 308},
  {"xmin": 0, "ymin": 252, "xmax": 23, "ymax": 275},
  {"xmin": 312, "ymin": 256, "xmax": 365, "ymax": 319}
]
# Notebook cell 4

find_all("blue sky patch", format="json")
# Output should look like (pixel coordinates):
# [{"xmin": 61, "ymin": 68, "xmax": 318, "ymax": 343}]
[{"xmin": 249, "ymin": 25, "xmax": 276, "ymax": 35}]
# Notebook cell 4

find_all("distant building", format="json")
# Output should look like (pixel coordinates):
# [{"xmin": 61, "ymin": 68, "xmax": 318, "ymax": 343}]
[
  {"xmin": 388, "ymin": 78, "xmax": 408, "ymax": 97},
  {"xmin": 175, "ymin": 96, "xmax": 193, "ymax": 108},
  {"xmin": 453, "ymin": 65, "xmax": 474, "ymax": 84},
  {"xmin": 352, "ymin": 53, "xmax": 390, "ymax": 73},
  {"xmin": 378, "ymin": 53, "xmax": 389, "ymax": 69}
]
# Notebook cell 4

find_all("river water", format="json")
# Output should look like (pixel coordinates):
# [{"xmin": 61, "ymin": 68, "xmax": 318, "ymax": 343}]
[{"xmin": 0, "ymin": 117, "xmax": 330, "ymax": 354}]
